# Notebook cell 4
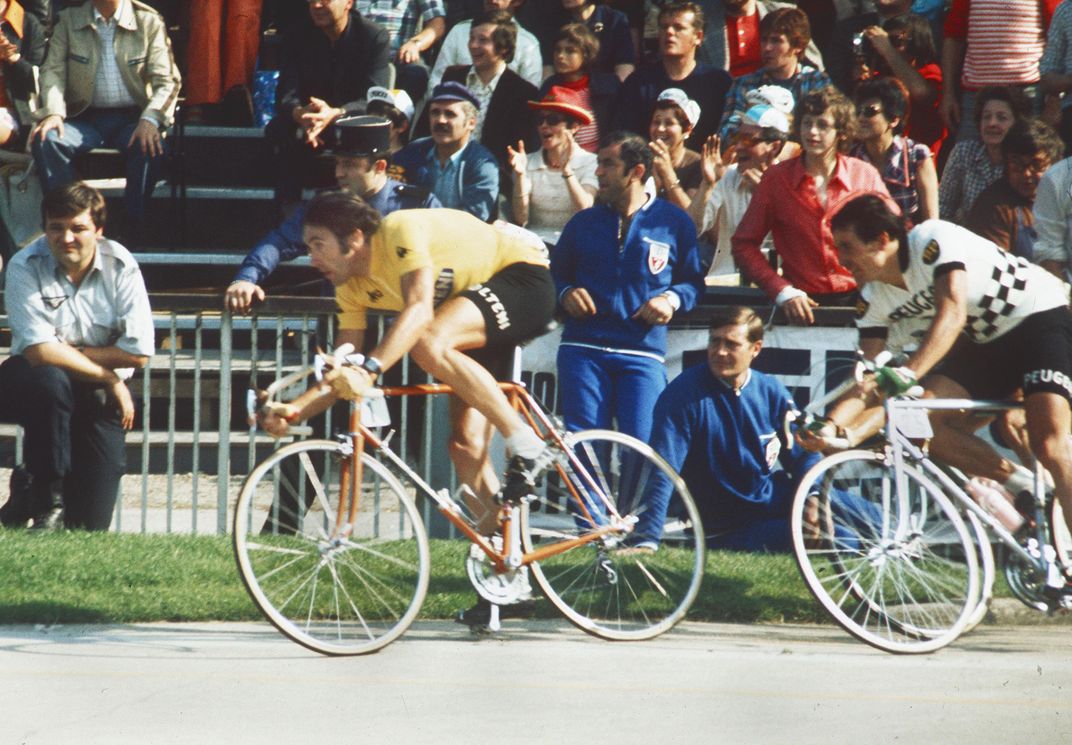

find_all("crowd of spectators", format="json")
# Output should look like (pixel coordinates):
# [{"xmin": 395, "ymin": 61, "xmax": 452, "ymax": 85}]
[{"xmin": 8, "ymin": 0, "xmax": 1072, "ymax": 546}]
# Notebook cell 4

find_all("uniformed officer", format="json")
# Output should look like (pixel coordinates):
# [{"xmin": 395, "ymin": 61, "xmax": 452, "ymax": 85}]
[
  {"xmin": 225, "ymin": 115, "xmax": 441, "ymax": 313},
  {"xmin": 0, "ymin": 182, "xmax": 155, "ymax": 531}
]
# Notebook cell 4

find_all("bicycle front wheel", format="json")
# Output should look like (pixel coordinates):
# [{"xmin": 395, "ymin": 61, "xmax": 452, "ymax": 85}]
[
  {"xmin": 791, "ymin": 450, "xmax": 980, "ymax": 654},
  {"xmin": 522, "ymin": 429, "xmax": 705, "ymax": 641},
  {"xmin": 233, "ymin": 439, "xmax": 430, "ymax": 655}
]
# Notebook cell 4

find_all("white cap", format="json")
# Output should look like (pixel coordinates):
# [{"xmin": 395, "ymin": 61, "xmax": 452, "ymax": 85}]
[
  {"xmin": 745, "ymin": 85, "xmax": 795, "ymax": 115},
  {"xmin": 366, "ymin": 86, "xmax": 415, "ymax": 123},
  {"xmin": 656, "ymin": 87, "xmax": 701, "ymax": 128},
  {"xmin": 742, "ymin": 104, "xmax": 790, "ymax": 136}
]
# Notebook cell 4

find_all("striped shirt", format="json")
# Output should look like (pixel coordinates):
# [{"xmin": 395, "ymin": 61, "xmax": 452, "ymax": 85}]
[
  {"xmin": 91, "ymin": 3, "xmax": 138, "ymax": 110},
  {"xmin": 944, "ymin": 0, "xmax": 1059, "ymax": 88}
]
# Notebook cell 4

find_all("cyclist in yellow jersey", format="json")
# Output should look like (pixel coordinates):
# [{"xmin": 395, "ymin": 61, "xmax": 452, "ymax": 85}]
[{"xmin": 260, "ymin": 191, "xmax": 557, "ymax": 534}]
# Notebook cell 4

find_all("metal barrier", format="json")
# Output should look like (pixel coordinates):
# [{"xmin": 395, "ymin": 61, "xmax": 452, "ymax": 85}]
[{"xmin": 0, "ymin": 292, "xmax": 859, "ymax": 534}]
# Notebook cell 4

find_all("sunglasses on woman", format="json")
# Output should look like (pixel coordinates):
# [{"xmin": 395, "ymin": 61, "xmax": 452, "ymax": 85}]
[{"xmin": 535, "ymin": 113, "xmax": 568, "ymax": 126}]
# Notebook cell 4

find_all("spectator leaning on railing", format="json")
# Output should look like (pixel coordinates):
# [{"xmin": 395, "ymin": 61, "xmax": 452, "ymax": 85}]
[
  {"xmin": 225, "ymin": 116, "xmax": 440, "ymax": 314},
  {"xmin": 731, "ymin": 86, "xmax": 890, "ymax": 325}
]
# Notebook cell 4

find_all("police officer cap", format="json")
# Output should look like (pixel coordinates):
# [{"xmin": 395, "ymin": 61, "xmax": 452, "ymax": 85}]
[
  {"xmin": 428, "ymin": 81, "xmax": 481, "ymax": 110},
  {"xmin": 326, "ymin": 115, "xmax": 391, "ymax": 157}
]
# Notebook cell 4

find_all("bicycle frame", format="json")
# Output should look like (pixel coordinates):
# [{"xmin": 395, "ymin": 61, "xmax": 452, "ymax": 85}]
[
  {"xmin": 337, "ymin": 381, "xmax": 633, "ymax": 574},
  {"xmin": 884, "ymin": 398, "xmax": 1046, "ymax": 569}
]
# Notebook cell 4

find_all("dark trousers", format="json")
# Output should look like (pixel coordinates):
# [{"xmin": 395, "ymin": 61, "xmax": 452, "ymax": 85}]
[{"xmin": 0, "ymin": 356, "xmax": 126, "ymax": 530}]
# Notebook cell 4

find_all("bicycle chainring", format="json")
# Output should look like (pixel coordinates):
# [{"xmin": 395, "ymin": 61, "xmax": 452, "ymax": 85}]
[{"xmin": 465, "ymin": 542, "xmax": 530, "ymax": 605}]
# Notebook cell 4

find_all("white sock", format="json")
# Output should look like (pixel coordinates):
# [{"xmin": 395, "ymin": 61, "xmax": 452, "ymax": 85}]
[
  {"xmin": 505, "ymin": 427, "xmax": 544, "ymax": 459},
  {"xmin": 1004, "ymin": 465, "xmax": 1039, "ymax": 497}
]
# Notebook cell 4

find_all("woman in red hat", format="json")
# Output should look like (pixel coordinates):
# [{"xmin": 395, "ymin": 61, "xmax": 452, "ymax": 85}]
[{"xmin": 506, "ymin": 86, "xmax": 598, "ymax": 244}]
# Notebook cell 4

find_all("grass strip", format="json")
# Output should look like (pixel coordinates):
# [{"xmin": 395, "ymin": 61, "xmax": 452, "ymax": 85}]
[{"xmin": 0, "ymin": 530, "xmax": 1007, "ymax": 625}]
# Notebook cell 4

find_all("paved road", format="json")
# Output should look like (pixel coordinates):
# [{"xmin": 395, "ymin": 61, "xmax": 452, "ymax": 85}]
[{"xmin": 3, "ymin": 620, "xmax": 1069, "ymax": 745}]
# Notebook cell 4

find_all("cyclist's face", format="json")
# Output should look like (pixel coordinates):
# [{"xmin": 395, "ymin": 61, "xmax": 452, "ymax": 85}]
[
  {"xmin": 304, "ymin": 224, "xmax": 365, "ymax": 285},
  {"xmin": 832, "ymin": 226, "xmax": 890, "ymax": 284},
  {"xmin": 707, "ymin": 324, "xmax": 761, "ymax": 383}
]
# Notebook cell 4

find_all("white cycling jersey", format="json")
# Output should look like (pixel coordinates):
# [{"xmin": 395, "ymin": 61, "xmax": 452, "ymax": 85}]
[{"xmin": 856, "ymin": 220, "xmax": 1069, "ymax": 351}]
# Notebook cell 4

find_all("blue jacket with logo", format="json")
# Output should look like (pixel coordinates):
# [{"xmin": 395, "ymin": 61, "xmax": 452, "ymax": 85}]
[
  {"xmin": 550, "ymin": 196, "xmax": 704, "ymax": 357},
  {"xmin": 635, "ymin": 364, "xmax": 820, "ymax": 543}
]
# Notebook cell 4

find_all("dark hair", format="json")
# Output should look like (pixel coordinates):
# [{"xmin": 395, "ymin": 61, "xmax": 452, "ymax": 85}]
[
  {"xmin": 658, "ymin": 2, "xmax": 705, "ymax": 32},
  {"xmin": 973, "ymin": 86, "xmax": 1031, "ymax": 132},
  {"xmin": 303, "ymin": 190, "xmax": 382, "ymax": 250},
  {"xmin": 473, "ymin": 9, "xmax": 517, "ymax": 63},
  {"xmin": 795, "ymin": 86, "xmax": 857, "ymax": 152},
  {"xmin": 829, "ymin": 193, "xmax": 906, "ymax": 244},
  {"xmin": 855, "ymin": 77, "xmax": 909, "ymax": 134},
  {"xmin": 42, "ymin": 181, "xmax": 106, "ymax": 229},
  {"xmin": 599, "ymin": 130, "xmax": 653, "ymax": 180},
  {"xmin": 760, "ymin": 7, "xmax": 811, "ymax": 53},
  {"xmin": 882, "ymin": 13, "xmax": 937, "ymax": 67},
  {"xmin": 554, "ymin": 22, "xmax": 600, "ymax": 69},
  {"xmin": 1001, "ymin": 117, "xmax": 1065, "ymax": 163},
  {"xmin": 708, "ymin": 306, "xmax": 764, "ymax": 342},
  {"xmin": 652, "ymin": 100, "xmax": 692, "ymax": 131}
]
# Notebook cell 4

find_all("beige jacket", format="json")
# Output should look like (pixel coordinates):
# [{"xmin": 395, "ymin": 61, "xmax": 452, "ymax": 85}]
[{"xmin": 38, "ymin": 0, "xmax": 181, "ymax": 127}]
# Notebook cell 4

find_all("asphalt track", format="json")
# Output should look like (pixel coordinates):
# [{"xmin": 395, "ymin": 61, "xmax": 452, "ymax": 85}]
[{"xmin": 3, "ymin": 618, "xmax": 1070, "ymax": 745}]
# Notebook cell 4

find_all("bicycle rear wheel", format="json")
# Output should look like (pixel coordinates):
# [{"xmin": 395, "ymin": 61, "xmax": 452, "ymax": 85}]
[
  {"xmin": 233, "ymin": 439, "xmax": 430, "ymax": 655},
  {"xmin": 522, "ymin": 429, "xmax": 705, "ymax": 641},
  {"xmin": 791, "ymin": 450, "xmax": 980, "ymax": 654}
]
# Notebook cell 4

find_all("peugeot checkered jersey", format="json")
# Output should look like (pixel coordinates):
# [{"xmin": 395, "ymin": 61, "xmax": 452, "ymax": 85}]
[{"xmin": 857, "ymin": 220, "xmax": 1069, "ymax": 347}]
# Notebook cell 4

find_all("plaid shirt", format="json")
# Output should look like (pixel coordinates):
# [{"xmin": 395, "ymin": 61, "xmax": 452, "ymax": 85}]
[
  {"xmin": 356, "ymin": 0, "xmax": 445, "ymax": 52},
  {"xmin": 938, "ymin": 139, "xmax": 1004, "ymax": 224},
  {"xmin": 717, "ymin": 64, "xmax": 831, "ymax": 141},
  {"xmin": 850, "ymin": 136, "xmax": 932, "ymax": 220},
  {"xmin": 1041, "ymin": 1, "xmax": 1072, "ymax": 109}
]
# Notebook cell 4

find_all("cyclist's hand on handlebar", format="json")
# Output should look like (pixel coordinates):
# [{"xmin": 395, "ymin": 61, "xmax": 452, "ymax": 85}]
[
  {"xmin": 325, "ymin": 366, "xmax": 374, "ymax": 401},
  {"xmin": 874, "ymin": 365, "xmax": 918, "ymax": 397},
  {"xmin": 260, "ymin": 402, "xmax": 299, "ymax": 437},
  {"xmin": 795, "ymin": 426, "xmax": 830, "ymax": 452}
]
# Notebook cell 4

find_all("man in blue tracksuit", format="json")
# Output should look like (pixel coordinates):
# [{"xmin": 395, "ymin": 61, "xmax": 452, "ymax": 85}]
[
  {"xmin": 636, "ymin": 306, "xmax": 820, "ymax": 551},
  {"xmin": 550, "ymin": 131, "xmax": 704, "ymax": 441}
]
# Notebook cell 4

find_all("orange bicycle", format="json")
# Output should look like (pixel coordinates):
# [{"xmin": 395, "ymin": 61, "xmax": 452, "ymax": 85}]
[{"xmin": 233, "ymin": 349, "xmax": 705, "ymax": 655}]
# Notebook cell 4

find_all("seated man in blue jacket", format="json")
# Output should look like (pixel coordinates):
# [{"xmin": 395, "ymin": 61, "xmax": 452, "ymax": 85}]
[
  {"xmin": 225, "ymin": 115, "xmax": 439, "ymax": 313},
  {"xmin": 640, "ymin": 306, "xmax": 819, "ymax": 551},
  {"xmin": 392, "ymin": 82, "xmax": 500, "ymax": 222}
]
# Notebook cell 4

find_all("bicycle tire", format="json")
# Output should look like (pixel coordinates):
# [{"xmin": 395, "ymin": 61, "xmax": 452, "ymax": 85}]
[
  {"xmin": 234, "ymin": 439, "xmax": 430, "ymax": 655},
  {"xmin": 790, "ymin": 449, "xmax": 980, "ymax": 654},
  {"xmin": 522, "ymin": 429, "xmax": 705, "ymax": 641}
]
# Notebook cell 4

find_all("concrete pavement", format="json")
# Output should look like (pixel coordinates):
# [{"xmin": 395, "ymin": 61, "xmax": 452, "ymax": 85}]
[{"xmin": 3, "ymin": 620, "xmax": 1069, "ymax": 745}]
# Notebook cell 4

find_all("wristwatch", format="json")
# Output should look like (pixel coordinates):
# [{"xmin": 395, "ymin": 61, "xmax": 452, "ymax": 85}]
[{"xmin": 360, "ymin": 356, "xmax": 383, "ymax": 380}]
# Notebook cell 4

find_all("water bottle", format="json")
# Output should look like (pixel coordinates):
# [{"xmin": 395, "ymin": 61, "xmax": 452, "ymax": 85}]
[{"xmin": 964, "ymin": 477, "xmax": 1025, "ymax": 532}]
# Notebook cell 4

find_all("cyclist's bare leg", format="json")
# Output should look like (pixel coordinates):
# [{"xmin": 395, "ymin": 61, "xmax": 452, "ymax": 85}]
[
  {"xmin": 1024, "ymin": 392, "xmax": 1072, "ymax": 536},
  {"xmin": 408, "ymin": 296, "xmax": 532, "ymax": 443},
  {"xmin": 925, "ymin": 374, "xmax": 1023, "ymax": 483},
  {"xmin": 448, "ymin": 397, "xmax": 501, "ymax": 534}
]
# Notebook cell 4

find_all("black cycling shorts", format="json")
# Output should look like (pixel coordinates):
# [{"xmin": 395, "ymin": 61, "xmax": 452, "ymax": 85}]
[
  {"xmin": 456, "ymin": 262, "xmax": 556, "ymax": 381},
  {"xmin": 936, "ymin": 305, "xmax": 1072, "ymax": 403}
]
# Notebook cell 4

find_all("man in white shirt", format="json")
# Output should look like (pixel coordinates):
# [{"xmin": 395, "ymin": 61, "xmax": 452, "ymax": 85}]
[
  {"xmin": 429, "ymin": 0, "xmax": 543, "ymax": 89},
  {"xmin": 687, "ymin": 100, "xmax": 790, "ymax": 276}
]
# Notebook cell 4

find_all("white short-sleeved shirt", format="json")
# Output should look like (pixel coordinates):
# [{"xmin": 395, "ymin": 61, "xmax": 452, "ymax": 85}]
[
  {"xmin": 5, "ymin": 236, "xmax": 155, "ymax": 378},
  {"xmin": 521, "ymin": 146, "xmax": 597, "ymax": 244},
  {"xmin": 856, "ymin": 220, "xmax": 1069, "ymax": 350}
]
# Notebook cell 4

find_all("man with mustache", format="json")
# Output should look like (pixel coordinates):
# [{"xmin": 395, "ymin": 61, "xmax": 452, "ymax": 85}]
[{"xmin": 393, "ymin": 81, "xmax": 500, "ymax": 221}]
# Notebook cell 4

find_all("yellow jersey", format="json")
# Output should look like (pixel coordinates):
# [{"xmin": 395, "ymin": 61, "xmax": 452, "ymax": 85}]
[{"xmin": 336, "ymin": 209, "xmax": 549, "ymax": 330}]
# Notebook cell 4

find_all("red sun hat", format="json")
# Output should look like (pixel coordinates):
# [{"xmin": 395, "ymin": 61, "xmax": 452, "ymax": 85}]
[{"xmin": 527, "ymin": 86, "xmax": 595, "ymax": 126}]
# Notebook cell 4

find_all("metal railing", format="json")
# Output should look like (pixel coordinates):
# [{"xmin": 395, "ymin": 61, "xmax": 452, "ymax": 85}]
[{"xmin": 0, "ymin": 292, "xmax": 860, "ymax": 534}]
